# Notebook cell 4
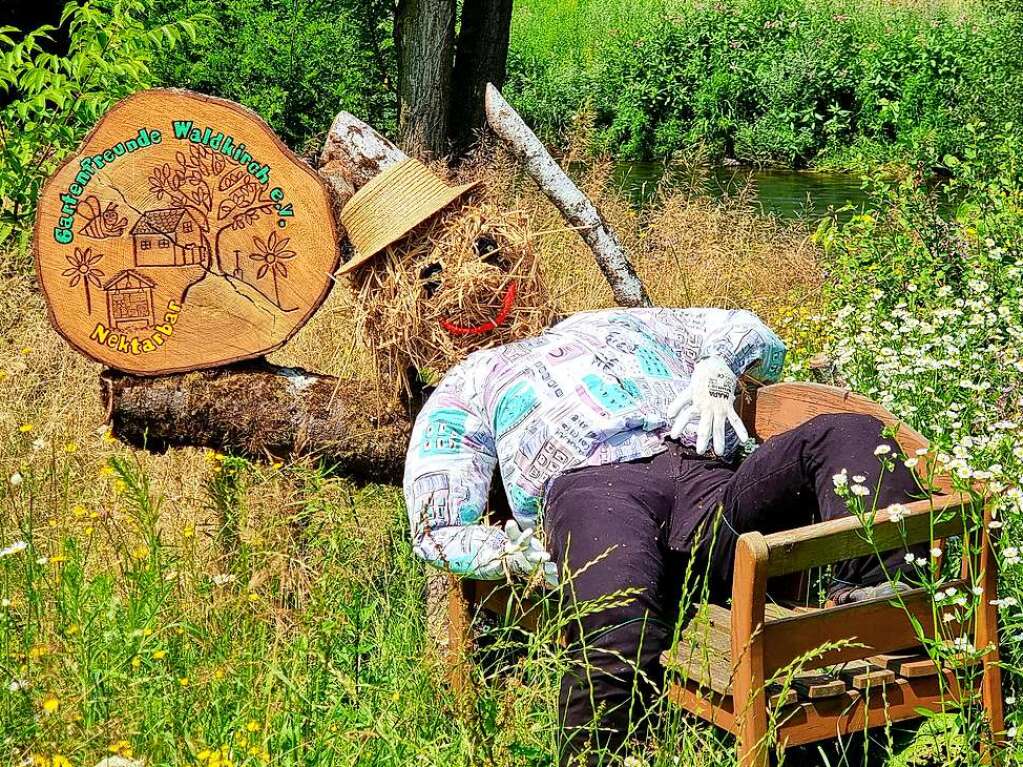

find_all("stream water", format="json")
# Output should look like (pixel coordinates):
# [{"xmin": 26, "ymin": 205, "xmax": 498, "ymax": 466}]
[{"xmin": 611, "ymin": 162, "xmax": 872, "ymax": 223}]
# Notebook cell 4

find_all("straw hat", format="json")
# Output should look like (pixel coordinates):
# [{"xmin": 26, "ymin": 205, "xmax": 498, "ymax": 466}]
[{"xmin": 337, "ymin": 157, "xmax": 482, "ymax": 275}]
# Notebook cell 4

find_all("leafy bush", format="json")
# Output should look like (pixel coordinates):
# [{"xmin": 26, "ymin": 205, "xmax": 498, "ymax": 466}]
[
  {"xmin": 506, "ymin": 0, "xmax": 1023, "ymax": 170},
  {"xmin": 148, "ymin": 0, "xmax": 395, "ymax": 151},
  {"xmin": 0, "ymin": 0, "xmax": 197, "ymax": 256}
]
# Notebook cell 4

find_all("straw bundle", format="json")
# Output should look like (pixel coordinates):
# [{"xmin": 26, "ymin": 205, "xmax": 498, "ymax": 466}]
[{"xmin": 350, "ymin": 199, "xmax": 554, "ymax": 396}]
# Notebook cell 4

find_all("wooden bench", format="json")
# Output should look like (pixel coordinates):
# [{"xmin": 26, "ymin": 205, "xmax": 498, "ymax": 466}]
[{"xmin": 443, "ymin": 382, "xmax": 1005, "ymax": 765}]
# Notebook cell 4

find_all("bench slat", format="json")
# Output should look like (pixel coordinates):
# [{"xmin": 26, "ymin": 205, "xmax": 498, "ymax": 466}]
[
  {"xmin": 663, "ymin": 604, "xmax": 847, "ymax": 703},
  {"xmin": 761, "ymin": 582, "xmax": 967, "ymax": 675},
  {"xmin": 761, "ymin": 495, "xmax": 970, "ymax": 577}
]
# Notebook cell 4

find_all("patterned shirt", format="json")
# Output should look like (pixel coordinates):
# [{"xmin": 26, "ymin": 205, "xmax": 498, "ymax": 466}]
[{"xmin": 403, "ymin": 308, "xmax": 786, "ymax": 578}]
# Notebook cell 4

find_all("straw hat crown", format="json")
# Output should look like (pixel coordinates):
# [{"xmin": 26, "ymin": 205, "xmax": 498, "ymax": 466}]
[{"xmin": 338, "ymin": 157, "xmax": 481, "ymax": 274}]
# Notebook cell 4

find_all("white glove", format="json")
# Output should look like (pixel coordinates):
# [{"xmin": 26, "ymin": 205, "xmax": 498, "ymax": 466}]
[
  {"xmin": 668, "ymin": 356, "xmax": 748, "ymax": 456},
  {"xmin": 503, "ymin": 519, "xmax": 558, "ymax": 588}
]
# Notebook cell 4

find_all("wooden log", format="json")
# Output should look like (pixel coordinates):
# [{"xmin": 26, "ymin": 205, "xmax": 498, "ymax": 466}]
[
  {"xmin": 100, "ymin": 361, "xmax": 410, "ymax": 483},
  {"xmin": 483, "ymin": 84, "xmax": 651, "ymax": 308},
  {"xmin": 34, "ymin": 89, "xmax": 339, "ymax": 376}
]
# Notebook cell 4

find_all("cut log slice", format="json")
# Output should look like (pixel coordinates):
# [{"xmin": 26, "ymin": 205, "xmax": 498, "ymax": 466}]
[{"xmin": 34, "ymin": 88, "xmax": 339, "ymax": 375}]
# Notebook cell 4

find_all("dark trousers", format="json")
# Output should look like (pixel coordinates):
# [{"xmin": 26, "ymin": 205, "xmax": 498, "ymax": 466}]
[{"xmin": 544, "ymin": 413, "xmax": 924, "ymax": 765}]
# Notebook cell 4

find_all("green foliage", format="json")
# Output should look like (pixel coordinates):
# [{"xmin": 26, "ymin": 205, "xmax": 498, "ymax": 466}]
[
  {"xmin": 148, "ymin": 0, "xmax": 395, "ymax": 151},
  {"xmin": 0, "ymin": 0, "xmax": 199, "ymax": 255},
  {"xmin": 506, "ymin": 0, "xmax": 1023, "ymax": 169}
]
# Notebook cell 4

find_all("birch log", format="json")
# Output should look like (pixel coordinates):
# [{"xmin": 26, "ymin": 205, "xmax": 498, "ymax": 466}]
[{"xmin": 484, "ymin": 83, "xmax": 651, "ymax": 308}]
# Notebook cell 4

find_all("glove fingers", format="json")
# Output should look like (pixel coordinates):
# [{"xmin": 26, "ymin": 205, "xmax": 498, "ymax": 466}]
[
  {"xmin": 669, "ymin": 406, "xmax": 696, "ymax": 439},
  {"xmin": 543, "ymin": 560, "xmax": 559, "ymax": 588},
  {"xmin": 667, "ymin": 389, "xmax": 693, "ymax": 418},
  {"xmin": 695, "ymin": 413, "xmax": 713, "ymax": 454},
  {"xmin": 727, "ymin": 408, "xmax": 750, "ymax": 444},
  {"xmin": 713, "ymin": 409, "xmax": 726, "ymax": 456},
  {"xmin": 504, "ymin": 519, "xmax": 522, "ymax": 541}
]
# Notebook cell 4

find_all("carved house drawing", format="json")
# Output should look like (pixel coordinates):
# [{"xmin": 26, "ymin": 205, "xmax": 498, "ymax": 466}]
[
  {"xmin": 104, "ymin": 269, "xmax": 156, "ymax": 330},
  {"xmin": 130, "ymin": 208, "xmax": 207, "ymax": 267}
]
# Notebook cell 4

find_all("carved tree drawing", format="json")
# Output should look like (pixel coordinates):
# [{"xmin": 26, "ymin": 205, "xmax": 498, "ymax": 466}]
[{"xmin": 147, "ymin": 145, "xmax": 277, "ymax": 277}]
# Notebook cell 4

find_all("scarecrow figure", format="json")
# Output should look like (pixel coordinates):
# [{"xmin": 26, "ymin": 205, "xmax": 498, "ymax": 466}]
[
  {"xmin": 401, "ymin": 309, "xmax": 928, "ymax": 764},
  {"xmin": 337, "ymin": 150, "xmax": 929, "ymax": 765}
]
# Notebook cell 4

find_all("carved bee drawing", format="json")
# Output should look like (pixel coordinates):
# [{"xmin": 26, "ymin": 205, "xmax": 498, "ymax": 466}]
[{"xmin": 77, "ymin": 195, "xmax": 129, "ymax": 239}]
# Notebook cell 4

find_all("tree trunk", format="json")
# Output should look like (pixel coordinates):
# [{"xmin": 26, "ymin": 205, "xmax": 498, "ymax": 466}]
[
  {"xmin": 395, "ymin": 0, "xmax": 456, "ymax": 158},
  {"xmin": 101, "ymin": 361, "xmax": 410, "ymax": 483},
  {"xmin": 449, "ymin": 0, "xmax": 513, "ymax": 155}
]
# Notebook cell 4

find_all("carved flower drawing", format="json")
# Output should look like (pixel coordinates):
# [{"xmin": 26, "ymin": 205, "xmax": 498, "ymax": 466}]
[
  {"xmin": 62, "ymin": 247, "xmax": 105, "ymax": 314},
  {"xmin": 250, "ymin": 232, "xmax": 296, "ymax": 309}
]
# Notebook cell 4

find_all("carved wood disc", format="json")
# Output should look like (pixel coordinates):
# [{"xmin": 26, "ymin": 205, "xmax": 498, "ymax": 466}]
[{"xmin": 34, "ymin": 88, "xmax": 339, "ymax": 375}]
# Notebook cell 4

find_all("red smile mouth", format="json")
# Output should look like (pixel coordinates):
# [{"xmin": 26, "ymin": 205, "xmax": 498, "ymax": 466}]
[{"xmin": 439, "ymin": 281, "xmax": 518, "ymax": 336}]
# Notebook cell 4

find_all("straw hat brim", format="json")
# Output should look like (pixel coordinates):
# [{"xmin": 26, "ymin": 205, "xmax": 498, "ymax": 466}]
[{"xmin": 338, "ymin": 158, "xmax": 482, "ymax": 275}]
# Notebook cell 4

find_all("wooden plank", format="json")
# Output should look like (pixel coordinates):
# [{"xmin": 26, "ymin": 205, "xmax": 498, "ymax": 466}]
[
  {"xmin": 777, "ymin": 671, "xmax": 968, "ymax": 748},
  {"xmin": 761, "ymin": 582, "xmax": 967, "ymax": 675},
  {"xmin": 667, "ymin": 603, "xmax": 847, "ymax": 703},
  {"xmin": 666, "ymin": 680, "xmax": 736, "ymax": 732},
  {"xmin": 665, "ymin": 642, "xmax": 798, "ymax": 709},
  {"xmin": 732, "ymin": 534, "xmax": 772, "ymax": 767},
  {"xmin": 868, "ymin": 652, "xmax": 940, "ymax": 678},
  {"xmin": 469, "ymin": 580, "xmax": 541, "ymax": 632},
  {"xmin": 836, "ymin": 660, "xmax": 897, "ymax": 689},
  {"xmin": 760, "ymin": 495, "xmax": 970, "ymax": 577},
  {"xmin": 788, "ymin": 672, "xmax": 847, "ymax": 700}
]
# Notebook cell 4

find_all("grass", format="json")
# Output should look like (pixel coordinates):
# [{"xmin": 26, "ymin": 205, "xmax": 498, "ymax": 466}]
[{"xmin": 1, "ymin": 153, "xmax": 823, "ymax": 766}]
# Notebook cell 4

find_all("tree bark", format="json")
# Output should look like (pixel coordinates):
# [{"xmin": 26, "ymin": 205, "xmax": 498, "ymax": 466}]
[
  {"xmin": 101, "ymin": 361, "xmax": 410, "ymax": 483},
  {"xmin": 395, "ymin": 0, "xmax": 456, "ymax": 158},
  {"xmin": 449, "ymin": 0, "xmax": 513, "ymax": 155},
  {"xmin": 484, "ymin": 84, "xmax": 651, "ymax": 308}
]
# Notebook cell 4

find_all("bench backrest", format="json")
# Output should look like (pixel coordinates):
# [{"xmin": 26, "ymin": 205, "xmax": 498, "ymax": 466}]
[{"xmin": 731, "ymin": 382, "xmax": 994, "ymax": 678}]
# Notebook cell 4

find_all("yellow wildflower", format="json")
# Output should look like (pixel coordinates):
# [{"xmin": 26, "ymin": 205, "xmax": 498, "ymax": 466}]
[
  {"xmin": 247, "ymin": 592, "xmax": 259, "ymax": 603},
  {"xmin": 131, "ymin": 655, "xmax": 141, "ymax": 669},
  {"xmin": 51, "ymin": 756, "xmax": 72, "ymax": 767},
  {"xmin": 130, "ymin": 545, "xmax": 149, "ymax": 560},
  {"xmin": 245, "ymin": 719, "xmax": 260, "ymax": 732},
  {"xmin": 64, "ymin": 442, "xmax": 78, "ymax": 454},
  {"xmin": 19, "ymin": 423, "xmax": 33, "ymax": 433},
  {"xmin": 178, "ymin": 676, "xmax": 189, "ymax": 687},
  {"xmin": 183, "ymin": 524, "xmax": 196, "ymax": 539},
  {"xmin": 153, "ymin": 649, "xmax": 167, "ymax": 660},
  {"xmin": 99, "ymin": 465, "xmax": 115, "ymax": 478},
  {"xmin": 41, "ymin": 694, "xmax": 59, "ymax": 714},
  {"xmin": 72, "ymin": 505, "xmax": 87, "ymax": 518},
  {"xmin": 109, "ymin": 740, "xmax": 133, "ymax": 757}
]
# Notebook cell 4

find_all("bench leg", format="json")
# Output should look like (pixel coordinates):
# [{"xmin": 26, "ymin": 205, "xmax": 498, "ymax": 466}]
[
  {"xmin": 445, "ymin": 573, "xmax": 475, "ymax": 699},
  {"xmin": 977, "ymin": 502, "xmax": 1005, "ymax": 760}
]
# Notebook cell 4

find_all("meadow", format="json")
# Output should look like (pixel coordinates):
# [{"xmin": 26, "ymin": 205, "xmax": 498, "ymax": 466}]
[{"xmin": 3, "ymin": 1, "xmax": 1023, "ymax": 765}]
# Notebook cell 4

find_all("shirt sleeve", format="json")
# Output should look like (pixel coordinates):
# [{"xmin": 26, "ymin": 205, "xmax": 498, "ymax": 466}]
[
  {"xmin": 402, "ymin": 360, "xmax": 509, "ymax": 579},
  {"xmin": 561, "ymin": 307, "xmax": 786, "ymax": 382},
  {"xmin": 696, "ymin": 308, "xmax": 787, "ymax": 382}
]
